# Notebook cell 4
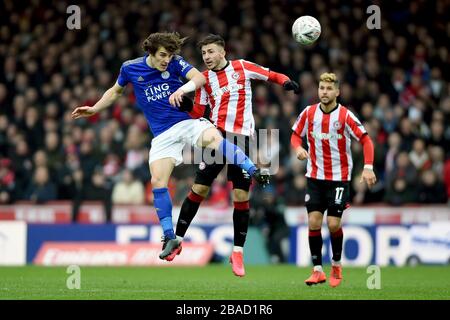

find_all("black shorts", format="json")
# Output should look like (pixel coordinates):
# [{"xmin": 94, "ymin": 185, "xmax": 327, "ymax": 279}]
[
  {"xmin": 305, "ymin": 178, "xmax": 350, "ymax": 218},
  {"xmin": 194, "ymin": 133, "xmax": 252, "ymax": 191}
]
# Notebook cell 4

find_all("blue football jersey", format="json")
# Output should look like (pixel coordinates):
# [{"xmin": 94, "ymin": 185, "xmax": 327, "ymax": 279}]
[{"xmin": 117, "ymin": 54, "xmax": 194, "ymax": 136}]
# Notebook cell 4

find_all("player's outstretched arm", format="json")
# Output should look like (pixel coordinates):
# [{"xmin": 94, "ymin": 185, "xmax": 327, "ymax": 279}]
[
  {"xmin": 71, "ymin": 82, "xmax": 124, "ymax": 119},
  {"xmin": 169, "ymin": 68, "xmax": 206, "ymax": 107}
]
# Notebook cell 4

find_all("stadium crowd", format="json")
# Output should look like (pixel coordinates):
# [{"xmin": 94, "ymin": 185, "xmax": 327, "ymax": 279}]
[{"xmin": 0, "ymin": 0, "xmax": 449, "ymax": 222}]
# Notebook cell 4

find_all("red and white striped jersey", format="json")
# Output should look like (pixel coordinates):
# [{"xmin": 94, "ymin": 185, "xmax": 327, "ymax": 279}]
[
  {"xmin": 292, "ymin": 103, "xmax": 367, "ymax": 181},
  {"xmin": 194, "ymin": 59, "xmax": 270, "ymax": 136}
]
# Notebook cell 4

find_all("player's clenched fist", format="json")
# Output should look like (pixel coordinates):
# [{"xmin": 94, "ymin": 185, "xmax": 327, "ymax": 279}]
[
  {"xmin": 71, "ymin": 106, "xmax": 97, "ymax": 119},
  {"xmin": 295, "ymin": 147, "xmax": 309, "ymax": 160}
]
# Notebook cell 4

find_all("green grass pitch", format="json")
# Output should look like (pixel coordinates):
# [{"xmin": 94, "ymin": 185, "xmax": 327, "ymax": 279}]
[{"xmin": 0, "ymin": 265, "xmax": 449, "ymax": 300}]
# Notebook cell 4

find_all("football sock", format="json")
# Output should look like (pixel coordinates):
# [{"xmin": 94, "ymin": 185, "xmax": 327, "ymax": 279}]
[
  {"xmin": 330, "ymin": 227, "xmax": 344, "ymax": 262},
  {"xmin": 233, "ymin": 201, "xmax": 250, "ymax": 247},
  {"xmin": 308, "ymin": 228, "xmax": 323, "ymax": 266},
  {"xmin": 217, "ymin": 139, "xmax": 256, "ymax": 176},
  {"xmin": 175, "ymin": 189, "xmax": 205, "ymax": 238},
  {"xmin": 233, "ymin": 246, "xmax": 244, "ymax": 253},
  {"xmin": 153, "ymin": 187, "xmax": 175, "ymax": 239},
  {"xmin": 313, "ymin": 265, "xmax": 323, "ymax": 272}
]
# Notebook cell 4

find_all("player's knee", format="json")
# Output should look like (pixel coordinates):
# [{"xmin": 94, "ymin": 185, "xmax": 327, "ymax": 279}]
[
  {"xmin": 202, "ymin": 128, "xmax": 222, "ymax": 149},
  {"xmin": 327, "ymin": 219, "xmax": 341, "ymax": 233},
  {"xmin": 192, "ymin": 184, "xmax": 210, "ymax": 198},
  {"xmin": 151, "ymin": 176, "xmax": 167, "ymax": 188},
  {"xmin": 308, "ymin": 214, "xmax": 322, "ymax": 229},
  {"xmin": 233, "ymin": 189, "xmax": 249, "ymax": 202}
]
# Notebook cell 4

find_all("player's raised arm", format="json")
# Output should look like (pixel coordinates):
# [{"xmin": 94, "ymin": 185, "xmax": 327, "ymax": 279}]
[
  {"xmin": 71, "ymin": 82, "xmax": 124, "ymax": 119},
  {"xmin": 169, "ymin": 68, "xmax": 206, "ymax": 107},
  {"xmin": 241, "ymin": 60, "xmax": 301, "ymax": 94}
]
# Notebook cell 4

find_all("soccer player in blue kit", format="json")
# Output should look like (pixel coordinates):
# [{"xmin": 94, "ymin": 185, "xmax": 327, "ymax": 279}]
[{"xmin": 72, "ymin": 32, "xmax": 269, "ymax": 260}]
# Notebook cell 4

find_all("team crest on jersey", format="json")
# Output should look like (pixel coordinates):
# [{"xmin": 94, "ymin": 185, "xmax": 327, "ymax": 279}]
[
  {"xmin": 161, "ymin": 71, "xmax": 170, "ymax": 79},
  {"xmin": 305, "ymin": 194, "xmax": 310, "ymax": 202},
  {"xmin": 199, "ymin": 161, "xmax": 206, "ymax": 170},
  {"xmin": 333, "ymin": 121, "xmax": 342, "ymax": 130},
  {"xmin": 232, "ymin": 72, "xmax": 240, "ymax": 80}
]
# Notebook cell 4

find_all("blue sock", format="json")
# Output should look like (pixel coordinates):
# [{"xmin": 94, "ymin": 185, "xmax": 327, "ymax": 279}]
[
  {"xmin": 217, "ymin": 139, "xmax": 257, "ymax": 175},
  {"xmin": 153, "ymin": 187, "xmax": 175, "ymax": 239}
]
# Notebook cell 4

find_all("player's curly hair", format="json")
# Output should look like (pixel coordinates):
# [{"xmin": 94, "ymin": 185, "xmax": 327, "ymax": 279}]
[
  {"xmin": 141, "ymin": 32, "xmax": 187, "ymax": 55},
  {"xmin": 319, "ymin": 72, "xmax": 340, "ymax": 88}
]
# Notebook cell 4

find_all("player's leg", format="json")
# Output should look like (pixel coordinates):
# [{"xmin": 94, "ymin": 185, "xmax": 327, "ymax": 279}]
[
  {"xmin": 148, "ymin": 128, "xmax": 185, "ymax": 260},
  {"xmin": 175, "ymin": 159, "xmax": 224, "ymax": 243},
  {"xmin": 150, "ymin": 157, "xmax": 176, "ymax": 237},
  {"xmin": 304, "ymin": 178, "xmax": 327, "ymax": 285},
  {"xmin": 196, "ymin": 126, "xmax": 269, "ymax": 185},
  {"xmin": 327, "ymin": 215, "xmax": 343, "ymax": 287},
  {"xmin": 227, "ymin": 134, "xmax": 252, "ymax": 277},
  {"xmin": 175, "ymin": 184, "xmax": 209, "ymax": 240},
  {"xmin": 326, "ymin": 181, "xmax": 349, "ymax": 287},
  {"xmin": 229, "ymin": 187, "xmax": 250, "ymax": 277}
]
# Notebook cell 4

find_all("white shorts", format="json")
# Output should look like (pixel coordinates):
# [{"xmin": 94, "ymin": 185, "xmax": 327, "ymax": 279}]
[{"xmin": 149, "ymin": 118, "xmax": 214, "ymax": 166}]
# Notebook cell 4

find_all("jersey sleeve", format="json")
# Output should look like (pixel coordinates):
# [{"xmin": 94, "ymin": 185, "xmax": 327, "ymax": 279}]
[
  {"xmin": 240, "ymin": 59, "xmax": 270, "ymax": 80},
  {"xmin": 173, "ymin": 55, "xmax": 194, "ymax": 78},
  {"xmin": 345, "ymin": 110, "xmax": 367, "ymax": 141},
  {"xmin": 194, "ymin": 86, "xmax": 209, "ymax": 106},
  {"xmin": 116, "ymin": 64, "xmax": 129, "ymax": 87},
  {"xmin": 291, "ymin": 107, "xmax": 309, "ymax": 137}
]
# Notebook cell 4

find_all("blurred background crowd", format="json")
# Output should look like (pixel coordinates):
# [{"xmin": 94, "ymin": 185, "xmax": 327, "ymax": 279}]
[{"xmin": 0, "ymin": 0, "xmax": 449, "ymax": 225}]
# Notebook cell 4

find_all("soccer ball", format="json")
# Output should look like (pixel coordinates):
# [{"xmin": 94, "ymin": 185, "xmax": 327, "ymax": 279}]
[{"xmin": 292, "ymin": 16, "xmax": 321, "ymax": 45}]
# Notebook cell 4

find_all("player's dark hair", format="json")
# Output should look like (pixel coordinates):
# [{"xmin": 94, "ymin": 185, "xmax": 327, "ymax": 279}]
[
  {"xmin": 141, "ymin": 32, "xmax": 187, "ymax": 55},
  {"xmin": 197, "ymin": 34, "xmax": 225, "ymax": 49}
]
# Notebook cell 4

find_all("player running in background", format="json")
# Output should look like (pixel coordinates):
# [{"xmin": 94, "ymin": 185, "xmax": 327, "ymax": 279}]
[
  {"xmin": 291, "ymin": 72, "xmax": 376, "ymax": 287},
  {"xmin": 71, "ymin": 32, "xmax": 269, "ymax": 261},
  {"xmin": 168, "ymin": 34, "xmax": 300, "ymax": 277}
]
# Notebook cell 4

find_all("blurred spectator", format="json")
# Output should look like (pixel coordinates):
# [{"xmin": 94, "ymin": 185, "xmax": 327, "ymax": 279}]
[
  {"xmin": 72, "ymin": 167, "xmax": 112, "ymax": 223},
  {"xmin": 24, "ymin": 166, "xmax": 57, "ymax": 204},
  {"xmin": 112, "ymin": 169, "xmax": 145, "ymax": 205},
  {"xmin": 417, "ymin": 170, "xmax": 447, "ymax": 204},
  {"xmin": 385, "ymin": 132, "xmax": 402, "ymax": 175},
  {"xmin": 388, "ymin": 151, "xmax": 418, "ymax": 187},
  {"xmin": 444, "ymin": 159, "xmax": 450, "ymax": 203},
  {"xmin": 384, "ymin": 177, "xmax": 417, "ymax": 206},
  {"xmin": 409, "ymin": 138, "xmax": 430, "ymax": 171},
  {"xmin": 284, "ymin": 174, "xmax": 307, "ymax": 206},
  {"xmin": 44, "ymin": 131, "xmax": 64, "ymax": 172},
  {"xmin": 0, "ymin": 158, "xmax": 15, "ymax": 204},
  {"xmin": 427, "ymin": 121, "xmax": 448, "ymax": 154}
]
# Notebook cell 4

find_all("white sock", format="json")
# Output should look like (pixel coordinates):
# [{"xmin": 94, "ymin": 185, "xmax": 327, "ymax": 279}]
[
  {"xmin": 233, "ymin": 246, "xmax": 243, "ymax": 253},
  {"xmin": 313, "ymin": 265, "xmax": 323, "ymax": 272},
  {"xmin": 176, "ymin": 236, "xmax": 183, "ymax": 242},
  {"xmin": 332, "ymin": 260, "xmax": 341, "ymax": 266}
]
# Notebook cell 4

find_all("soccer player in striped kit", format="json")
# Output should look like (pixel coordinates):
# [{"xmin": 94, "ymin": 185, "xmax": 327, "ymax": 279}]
[
  {"xmin": 291, "ymin": 73, "xmax": 377, "ymax": 287},
  {"xmin": 169, "ymin": 34, "xmax": 300, "ymax": 277}
]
